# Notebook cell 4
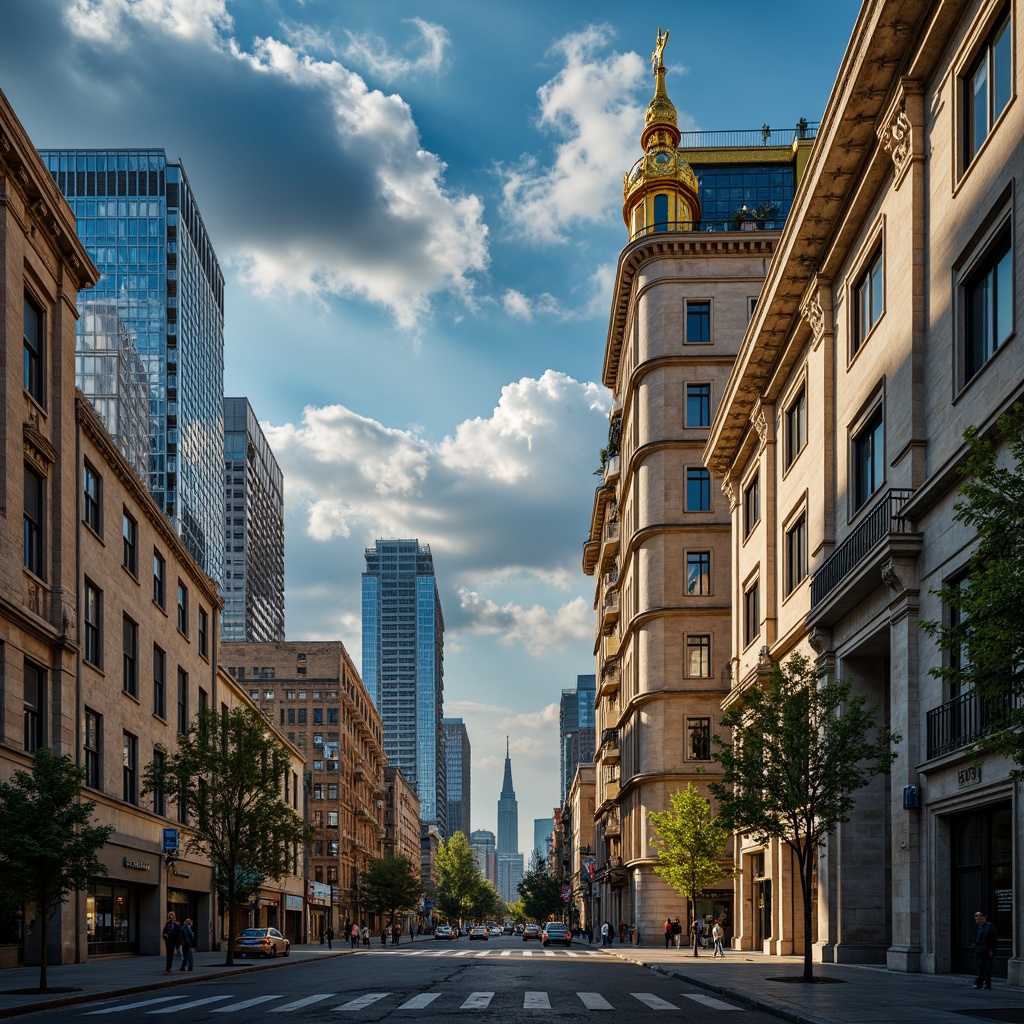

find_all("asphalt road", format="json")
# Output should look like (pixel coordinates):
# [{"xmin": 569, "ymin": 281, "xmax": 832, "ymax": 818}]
[{"xmin": 22, "ymin": 936, "xmax": 789, "ymax": 1024}]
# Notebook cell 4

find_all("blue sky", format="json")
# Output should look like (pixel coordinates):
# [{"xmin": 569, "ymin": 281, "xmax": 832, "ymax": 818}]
[{"xmin": 1, "ymin": 0, "xmax": 861, "ymax": 844}]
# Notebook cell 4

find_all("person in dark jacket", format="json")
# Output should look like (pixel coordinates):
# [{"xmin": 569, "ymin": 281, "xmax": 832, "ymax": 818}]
[
  {"xmin": 162, "ymin": 913, "xmax": 181, "ymax": 974},
  {"xmin": 974, "ymin": 911, "xmax": 998, "ymax": 989},
  {"xmin": 179, "ymin": 917, "xmax": 195, "ymax": 971}
]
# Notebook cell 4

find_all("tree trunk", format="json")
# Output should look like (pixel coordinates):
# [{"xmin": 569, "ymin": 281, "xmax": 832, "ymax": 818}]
[
  {"xmin": 224, "ymin": 882, "xmax": 235, "ymax": 965},
  {"xmin": 800, "ymin": 850, "xmax": 814, "ymax": 982},
  {"xmin": 38, "ymin": 902, "xmax": 49, "ymax": 993}
]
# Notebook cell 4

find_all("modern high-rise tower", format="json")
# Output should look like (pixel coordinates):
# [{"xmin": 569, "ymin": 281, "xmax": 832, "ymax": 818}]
[
  {"xmin": 443, "ymin": 718, "xmax": 471, "ymax": 838},
  {"xmin": 362, "ymin": 539, "xmax": 446, "ymax": 845},
  {"xmin": 39, "ymin": 149, "xmax": 226, "ymax": 582},
  {"xmin": 222, "ymin": 397, "xmax": 285, "ymax": 642},
  {"xmin": 496, "ymin": 738, "xmax": 523, "ymax": 902},
  {"xmin": 559, "ymin": 674, "xmax": 596, "ymax": 805}
]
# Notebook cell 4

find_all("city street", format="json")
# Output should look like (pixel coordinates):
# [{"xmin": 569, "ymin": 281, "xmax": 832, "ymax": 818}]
[{"xmin": 14, "ymin": 938, "xmax": 780, "ymax": 1024}]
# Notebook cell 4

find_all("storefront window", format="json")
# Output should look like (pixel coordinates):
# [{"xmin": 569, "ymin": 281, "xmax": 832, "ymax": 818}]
[{"xmin": 87, "ymin": 882, "xmax": 137, "ymax": 954}]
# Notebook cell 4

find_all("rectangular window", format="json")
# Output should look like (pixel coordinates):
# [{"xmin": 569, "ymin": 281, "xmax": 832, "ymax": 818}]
[
  {"xmin": 327, "ymin": 708, "xmax": 339, "ymax": 725},
  {"xmin": 686, "ymin": 551, "xmax": 711, "ymax": 596},
  {"xmin": 684, "ymin": 300, "xmax": 711, "ymax": 344},
  {"xmin": 153, "ymin": 551, "xmax": 166, "ymax": 608},
  {"xmin": 687, "ymin": 717, "xmax": 711, "ymax": 760},
  {"xmin": 84, "ymin": 581, "xmax": 103, "ymax": 667},
  {"xmin": 177, "ymin": 582, "xmax": 189, "ymax": 636},
  {"xmin": 85, "ymin": 709, "xmax": 101, "ymax": 789},
  {"xmin": 744, "ymin": 580, "xmax": 761, "ymax": 647},
  {"xmin": 852, "ymin": 248, "xmax": 884, "ymax": 355},
  {"xmin": 153, "ymin": 645, "xmax": 167, "ymax": 718},
  {"xmin": 686, "ymin": 383, "xmax": 711, "ymax": 427},
  {"xmin": 24, "ymin": 294, "xmax": 44, "ymax": 404},
  {"xmin": 743, "ymin": 474, "xmax": 760, "ymax": 537},
  {"xmin": 152, "ymin": 749, "xmax": 166, "ymax": 816},
  {"xmin": 686, "ymin": 634, "xmax": 712, "ymax": 678},
  {"xmin": 313, "ymin": 733, "xmax": 324, "ymax": 747},
  {"xmin": 328, "ymin": 783, "xmax": 339, "ymax": 801},
  {"xmin": 313, "ymin": 708, "xmax": 324, "ymax": 725},
  {"xmin": 786, "ymin": 514, "xmax": 808, "ymax": 595},
  {"xmin": 24, "ymin": 464, "xmax": 45, "ymax": 577},
  {"xmin": 965, "ymin": 6, "xmax": 1012, "ymax": 165},
  {"xmin": 122, "ymin": 511, "xmax": 138, "ymax": 576},
  {"xmin": 327, "ymin": 841, "xmax": 339, "ymax": 857},
  {"xmin": 297, "ymin": 708, "xmax": 307, "ymax": 725},
  {"xmin": 24, "ymin": 660, "xmax": 45, "ymax": 753},
  {"xmin": 785, "ymin": 388, "xmax": 807, "ymax": 468},
  {"xmin": 177, "ymin": 668, "xmax": 189, "ymax": 734},
  {"xmin": 327, "ymin": 810, "xmax": 339, "ymax": 827},
  {"xmin": 853, "ymin": 407, "xmax": 885, "ymax": 510},
  {"xmin": 287, "ymin": 708, "xmax": 295, "ymax": 725},
  {"xmin": 313, "ymin": 783, "xmax": 324, "ymax": 800},
  {"xmin": 198, "ymin": 608, "xmax": 209, "ymax": 659},
  {"xmin": 964, "ymin": 232, "xmax": 1013, "ymax": 383},
  {"xmin": 122, "ymin": 616, "xmax": 138, "ymax": 697},
  {"xmin": 83, "ymin": 462, "xmax": 102, "ymax": 534},
  {"xmin": 686, "ymin": 468, "xmax": 711, "ymax": 512},
  {"xmin": 122, "ymin": 732, "xmax": 138, "ymax": 805}
]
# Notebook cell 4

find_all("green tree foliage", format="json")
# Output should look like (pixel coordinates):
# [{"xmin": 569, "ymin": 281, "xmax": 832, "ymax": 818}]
[
  {"xmin": 360, "ymin": 856, "xmax": 422, "ymax": 928},
  {"xmin": 648, "ymin": 784, "xmax": 732, "ymax": 950},
  {"xmin": 710, "ymin": 653, "xmax": 899, "ymax": 981},
  {"xmin": 144, "ymin": 706, "xmax": 309, "ymax": 964},
  {"xmin": 505, "ymin": 899, "xmax": 527, "ymax": 925},
  {"xmin": 0, "ymin": 749, "xmax": 114, "ymax": 991},
  {"xmin": 517, "ymin": 861, "xmax": 563, "ymax": 923},
  {"xmin": 468, "ymin": 879, "xmax": 504, "ymax": 923},
  {"xmin": 434, "ymin": 832, "xmax": 481, "ymax": 924},
  {"xmin": 919, "ymin": 402, "xmax": 1024, "ymax": 772}
]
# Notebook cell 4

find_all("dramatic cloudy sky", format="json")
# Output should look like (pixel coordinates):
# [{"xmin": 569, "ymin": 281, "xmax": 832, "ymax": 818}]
[{"xmin": 2, "ymin": 0, "xmax": 860, "ymax": 845}]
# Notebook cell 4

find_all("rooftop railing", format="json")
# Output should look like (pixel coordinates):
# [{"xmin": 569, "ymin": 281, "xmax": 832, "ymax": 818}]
[
  {"xmin": 678, "ymin": 124, "xmax": 820, "ymax": 149},
  {"xmin": 629, "ymin": 217, "xmax": 787, "ymax": 242}
]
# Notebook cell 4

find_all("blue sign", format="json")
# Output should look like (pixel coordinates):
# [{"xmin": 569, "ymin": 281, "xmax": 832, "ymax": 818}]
[{"xmin": 162, "ymin": 828, "xmax": 179, "ymax": 854}]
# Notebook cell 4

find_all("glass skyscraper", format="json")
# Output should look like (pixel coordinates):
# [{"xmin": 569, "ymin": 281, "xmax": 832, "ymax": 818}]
[
  {"xmin": 222, "ymin": 398, "xmax": 285, "ymax": 642},
  {"xmin": 362, "ymin": 539, "xmax": 446, "ymax": 836},
  {"xmin": 39, "ymin": 149, "xmax": 225, "ymax": 582},
  {"xmin": 443, "ymin": 718, "xmax": 471, "ymax": 838},
  {"xmin": 559, "ymin": 674, "xmax": 596, "ymax": 805},
  {"xmin": 496, "ymin": 738, "xmax": 523, "ymax": 902}
]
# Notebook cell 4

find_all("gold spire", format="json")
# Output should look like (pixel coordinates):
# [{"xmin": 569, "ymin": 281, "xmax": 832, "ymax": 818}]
[{"xmin": 644, "ymin": 28, "xmax": 677, "ymax": 139}]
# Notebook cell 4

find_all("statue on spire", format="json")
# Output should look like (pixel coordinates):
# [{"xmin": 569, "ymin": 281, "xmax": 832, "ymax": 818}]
[{"xmin": 651, "ymin": 28, "xmax": 669, "ymax": 71}]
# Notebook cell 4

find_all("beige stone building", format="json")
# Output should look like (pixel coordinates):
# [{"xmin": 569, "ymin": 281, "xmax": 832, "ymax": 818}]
[
  {"xmin": 706, "ymin": 0, "xmax": 1021, "ymax": 982},
  {"xmin": 384, "ymin": 766, "xmax": 422, "ymax": 874},
  {"xmin": 561, "ymin": 763, "xmax": 595, "ymax": 932},
  {"xmin": 1, "ymin": 86, "xmax": 304, "ymax": 968},
  {"xmin": 582, "ymin": 39, "xmax": 810, "ymax": 937},
  {"xmin": 222, "ymin": 641, "xmax": 386, "ymax": 936}
]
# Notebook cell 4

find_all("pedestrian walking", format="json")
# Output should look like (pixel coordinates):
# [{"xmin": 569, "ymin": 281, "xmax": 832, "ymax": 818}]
[
  {"xmin": 690, "ymin": 916, "xmax": 703, "ymax": 957},
  {"xmin": 179, "ymin": 917, "xmax": 195, "ymax": 971},
  {"xmin": 664, "ymin": 918, "xmax": 673, "ymax": 948},
  {"xmin": 618, "ymin": 920, "xmax": 626, "ymax": 944},
  {"xmin": 974, "ymin": 911, "xmax": 997, "ymax": 989},
  {"xmin": 601, "ymin": 920, "xmax": 610, "ymax": 947},
  {"xmin": 161, "ymin": 912, "xmax": 181, "ymax": 975},
  {"xmin": 672, "ymin": 917, "xmax": 682, "ymax": 948},
  {"xmin": 350, "ymin": 921, "xmax": 359, "ymax": 948},
  {"xmin": 361, "ymin": 922, "xmax": 370, "ymax": 947},
  {"xmin": 712, "ymin": 919, "xmax": 725, "ymax": 958},
  {"xmin": 325, "ymin": 923, "xmax": 333, "ymax": 950}
]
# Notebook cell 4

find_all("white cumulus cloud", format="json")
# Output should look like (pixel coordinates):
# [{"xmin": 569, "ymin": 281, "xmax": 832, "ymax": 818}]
[{"xmin": 343, "ymin": 18, "xmax": 449, "ymax": 82}]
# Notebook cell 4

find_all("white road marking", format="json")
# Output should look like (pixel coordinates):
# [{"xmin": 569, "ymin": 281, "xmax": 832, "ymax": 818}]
[
  {"xmin": 474, "ymin": 949, "xmax": 491, "ymax": 957},
  {"xmin": 524, "ymin": 991, "xmax": 551, "ymax": 1009},
  {"xmin": 84, "ymin": 997, "xmax": 185, "ymax": 1014},
  {"xmin": 211, "ymin": 995, "xmax": 284, "ymax": 1012},
  {"xmin": 524, "ymin": 950, "xmax": 534, "ymax": 957},
  {"xmin": 336, "ymin": 993, "xmax": 389, "ymax": 1010},
  {"xmin": 682, "ymin": 992, "xmax": 744, "ymax": 1010},
  {"xmin": 566, "ymin": 951, "xmax": 580, "ymax": 957},
  {"xmin": 578, "ymin": 992, "xmax": 614, "ymax": 1010},
  {"xmin": 148, "ymin": 996, "xmax": 232, "ymax": 1013},
  {"xmin": 500, "ymin": 950, "xmax": 512, "ymax": 956},
  {"xmin": 398, "ymin": 993, "xmax": 441, "ymax": 1009},
  {"xmin": 460, "ymin": 992, "xmax": 495, "ymax": 1009},
  {"xmin": 269, "ymin": 994, "xmax": 338, "ymax": 1012},
  {"xmin": 632, "ymin": 992, "xmax": 680, "ymax": 1009}
]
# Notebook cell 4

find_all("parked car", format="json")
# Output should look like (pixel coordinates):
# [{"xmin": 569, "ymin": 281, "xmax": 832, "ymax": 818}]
[
  {"xmin": 489, "ymin": 926, "xmax": 502, "ymax": 937},
  {"xmin": 469, "ymin": 925, "xmax": 489, "ymax": 940},
  {"xmin": 233, "ymin": 927, "xmax": 291, "ymax": 958},
  {"xmin": 435, "ymin": 925, "xmax": 455, "ymax": 940},
  {"xmin": 503, "ymin": 925, "xmax": 513, "ymax": 935},
  {"xmin": 522, "ymin": 924, "xmax": 541, "ymax": 941},
  {"xmin": 541, "ymin": 922, "xmax": 571, "ymax": 947}
]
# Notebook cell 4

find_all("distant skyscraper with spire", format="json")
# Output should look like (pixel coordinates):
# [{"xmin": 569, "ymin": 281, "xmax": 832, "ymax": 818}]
[{"xmin": 496, "ymin": 738, "xmax": 524, "ymax": 902}]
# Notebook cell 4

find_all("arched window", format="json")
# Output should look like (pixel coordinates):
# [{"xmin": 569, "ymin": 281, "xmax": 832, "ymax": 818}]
[{"xmin": 653, "ymin": 194, "xmax": 669, "ymax": 231}]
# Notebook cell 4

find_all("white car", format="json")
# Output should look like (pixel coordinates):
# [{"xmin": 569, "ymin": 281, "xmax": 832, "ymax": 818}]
[
  {"xmin": 434, "ymin": 925, "xmax": 455, "ymax": 940},
  {"xmin": 489, "ymin": 926, "xmax": 501, "ymax": 937}
]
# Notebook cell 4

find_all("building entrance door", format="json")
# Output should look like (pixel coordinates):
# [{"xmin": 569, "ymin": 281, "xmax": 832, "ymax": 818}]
[
  {"xmin": 951, "ymin": 801, "xmax": 1012, "ymax": 976},
  {"xmin": 754, "ymin": 879, "xmax": 772, "ymax": 950}
]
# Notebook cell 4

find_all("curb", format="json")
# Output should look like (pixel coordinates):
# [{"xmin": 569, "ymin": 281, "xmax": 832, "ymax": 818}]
[{"xmin": 0, "ymin": 950, "xmax": 355, "ymax": 1020}]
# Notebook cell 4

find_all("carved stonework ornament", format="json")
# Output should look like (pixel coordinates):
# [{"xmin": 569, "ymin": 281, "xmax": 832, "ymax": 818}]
[
  {"xmin": 808, "ymin": 627, "xmax": 831, "ymax": 655},
  {"xmin": 750, "ymin": 399, "xmax": 768, "ymax": 452},
  {"xmin": 721, "ymin": 477, "xmax": 737, "ymax": 509},
  {"xmin": 881, "ymin": 558, "xmax": 901, "ymax": 591},
  {"xmin": 800, "ymin": 297, "xmax": 825, "ymax": 343},
  {"xmin": 23, "ymin": 418, "xmax": 58, "ymax": 467},
  {"xmin": 878, "ymin": 107, "xmax": 912, "ymax": 174}
]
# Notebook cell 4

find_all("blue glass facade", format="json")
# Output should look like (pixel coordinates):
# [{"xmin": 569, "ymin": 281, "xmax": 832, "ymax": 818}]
[
  {"xmin": 40, "ymin": 149, "xmax": 225, "ymax": 582},
  {"xmin": 560, "ymin": 674, "xmax": 596, "ymax": 804},
  {"xmin": 443, "ymin": 718, "xmax": 471, "ymax": 837},
  {"xmin": 693, "ymin": 164, "xmax": 796, "ymax": 230},
  {"xmin": 362, "ymin": 539, "xmax": 446, "ymax": 835}
]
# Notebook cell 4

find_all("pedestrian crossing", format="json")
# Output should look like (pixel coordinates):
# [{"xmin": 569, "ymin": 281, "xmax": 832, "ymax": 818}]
[
  {"xmin": 388, "ymin": 947, "xmax": 602, "ymax": 958},
  {"xmin": 84, "ymin": 990, "xmax": 744, "ymax": 1014}
]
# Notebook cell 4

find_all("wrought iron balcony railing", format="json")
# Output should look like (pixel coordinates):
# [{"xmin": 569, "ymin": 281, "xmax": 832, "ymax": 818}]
[{"xmin": 926, "ymin": 689, "xmax": 1016, "ymax": 760}]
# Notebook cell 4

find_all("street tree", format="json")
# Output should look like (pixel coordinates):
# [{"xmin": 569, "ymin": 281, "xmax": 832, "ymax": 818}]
[
  {"xmin": 710, "ymin": 653, "xmax": 899, "ymax": 982},
  {"xmin": 919, "ymin": 401, "xmax": 1024, "ymax": 772},
  {"xmin": 434, "ymin": 831, "xmax": 480, "ymax": 925},
  {"xmin": 144, "ymin": 706, "xmax": 309, "ymax": 965},
  {"xmin": 505, "ymin": 899, "xmax": 527, "ymax": 926},
  {"xmin": 360, "ymin": 856, "xmax": 421, "ymax": 931},
  {"xmin": 648, "ymin": 783, "xmax": 732, "ymax": 954},
  {"xmin": 468, "ymin": 878, "xmax": 504, "ymax": 923},
  {"xmin": 517, "ymin": 861, "xmax": 563, "ymax": 923},
  {"xmin": 0, "ymin": 748, "xmax": 114, "ymax": 992}
]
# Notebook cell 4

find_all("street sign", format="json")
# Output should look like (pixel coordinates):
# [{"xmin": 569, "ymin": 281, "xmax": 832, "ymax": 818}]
[
  {"xmin": 560, "ymin": 884, "xmax": 570, "ymax": 902},
  {"xmin": 162, "ymin": 828, "xmax": 179, "ymax": 855}
]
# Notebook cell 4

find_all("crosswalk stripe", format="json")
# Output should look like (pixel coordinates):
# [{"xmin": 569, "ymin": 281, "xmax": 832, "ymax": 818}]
[
  {"xmin": 85, "ymin": 996, "xmax": 185, "ymax": 1014},
  {"xmin": 578, "ymin": 992, "xmax": 614, "ymax": 1010},
  {"xmin": 211, "ymin": 995, "xmax": 284, "ymax": 1013},
  {"xmin": 543, "ymin": 950, "xmax": 555, "ymax": 957},
  {"xmin": 337, "ymin": 993, "xmax": 389, "ymax": 1011},
  {"xmin": 454, "ymin": 950, "xmax": 474, "ymax": 956},
  {"xmin": 500, "ymin": 950, "xmax": 511, "ymax": 957},
  {"xmin": 682, "ymin": 993, "xmax": 743, "ymax": 1010},
  {"xmin": 148, "ymin": 996, "xmax": 232, "ymax": 1013},
  {"xmin": 524, "ymin": 950, "xmax": 534, "ymax": 957},
  {"xmin": 474, "ymin": 950, "xmax": 490, "ymax": 957},
  {"xmin": 566, "ymin": 951, "xmax": 580, "ymax": 957},
  {"xmin": 269, "ymin": 994, "xmax": 337, "ymax": 1012},
  {"xmin": 524, "ymin": 991, "xmax": 550, "ymax": 1009},
  {"xmin": 398, "ymin": 993, "xmax": 441, "ymax": 1009},
  {"xmin": 460, "ymin": 992, "xmax": 494, "ymax": 1009},
  {"xmin": 632, "ymin": 993, "xmax": 679, "ymax": 1010}
]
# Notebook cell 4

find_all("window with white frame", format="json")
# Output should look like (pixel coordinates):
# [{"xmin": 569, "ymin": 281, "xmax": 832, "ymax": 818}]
[{"xmin": 685, "ymin": 634, "xmax": 712, "ymax": 678}]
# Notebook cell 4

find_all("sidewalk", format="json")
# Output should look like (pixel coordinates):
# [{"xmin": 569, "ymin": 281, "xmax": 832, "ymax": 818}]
[
  {"xmin": 0, "ymin": 944, "xmax": 352, "ymax": 1019},
  {"xmin": 601, "ymin": 944, "xmax": 1024, "ymax": 1024}
]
